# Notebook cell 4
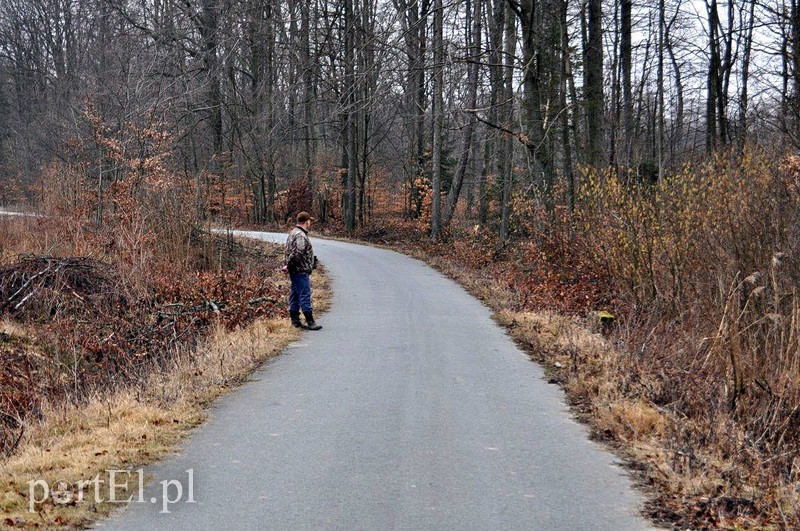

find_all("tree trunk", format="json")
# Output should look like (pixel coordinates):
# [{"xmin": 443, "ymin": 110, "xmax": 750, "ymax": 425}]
[
  {"xmin": 247, "ymin": 0, "xmax": 267, "ymax": 224},
  {"xmin": 393, "ymin": 0, "xmax": 429, "ymax": 219},
  {"xmin": 585, "ymin": 0, "xmax": 604, "ymax": 166},
  {"xmin": 429, "ymin": 0, "xmax": 443, "ymax": 239},
  {"xmin": 791, "ymin": 0, "xmax": 800, "ymax": 135},
  {"xmin": 665, "ymin": 7, "xmax": 684, "ymax": 158},
  {"xmin": 499, "ymin": 0, "xmax": 516, "ymax": 241},
  {"xmin": 442, "ymin": 0, "xmax": 480, "ymax": 228},
  {"xmin": 516, "ymin": 0, "xmax": 556, "ymax": 211},
  {"xmin": 480, "ymin": 0, "xmax": 505, "ymax": 228},
  {"xmin": 738, "ymin": 0, "xmax": 756, "ymax": 149},
  {"xmin": 344, "ymin": 0, "xmax": 357, "ymax": 232},
  {"xmin": 656, "ymin": 0, "xmax": 665, "ymax": 180},
  {"xmin": 621, "ymin": 0, "xmax": 633, "ymax": 164},
  {"xmin": 781, "ymin": 2, "xmax": 791, "ymax": 138},
  {"xmin": 266, "ymin": 0, "xmax": 277, "ymax": 222},
  {"xmin": 706, "ymin": 0, "xmax": 721, "ymax": 152},
  {"xmin": 301, "ymin": 0, "xmax": 316, "ymax": 198},
  {"xmin": 561, "ymin": 0, "xmax": 575, "ymax": 212}
]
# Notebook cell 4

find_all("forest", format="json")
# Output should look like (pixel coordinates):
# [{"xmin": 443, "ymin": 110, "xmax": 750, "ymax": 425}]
[
  {"xmin": 0, "ymin": 0, "xmax": 794, "ymax": 227},
  {"xmin": 1, "ymin": 0, "xmax": 800, "ymax": 527}
]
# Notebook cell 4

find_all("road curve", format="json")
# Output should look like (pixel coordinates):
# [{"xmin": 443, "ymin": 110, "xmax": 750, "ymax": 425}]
[{"xmin": 99, "ymin": 231, "xmax": 652, "ymax": 530}]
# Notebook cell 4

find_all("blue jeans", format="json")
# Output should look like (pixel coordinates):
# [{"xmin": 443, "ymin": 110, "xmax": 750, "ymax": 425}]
[{"xmin": 289, "ymin": 272, "xmax": 313, "ymax": 313}]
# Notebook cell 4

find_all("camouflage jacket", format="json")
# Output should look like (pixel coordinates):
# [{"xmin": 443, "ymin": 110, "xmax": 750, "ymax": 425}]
[{"xmin": 285, "ymin": 226, "xmax": 315, "ymax": 274}]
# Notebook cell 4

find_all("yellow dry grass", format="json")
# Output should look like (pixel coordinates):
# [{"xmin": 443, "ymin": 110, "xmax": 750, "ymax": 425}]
[
  {"xmin": 0, "ymin": 265, "xmax": 331, "ymax": 528},
  {"xmin": 0, "ymin": 216, "xmax": 59, "ymax": 261},
  {"xmin": 0, "ymin": 319, "xmax": 29, "ymax": 339}
]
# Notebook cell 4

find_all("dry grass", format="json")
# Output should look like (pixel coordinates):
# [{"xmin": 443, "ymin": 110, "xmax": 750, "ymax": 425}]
[
  {"xmin": 0, "ymin": 319, "xmax": 29, "ymax": 339},
  {"xmin": 0, "ymin": 216, "xmax": 47, "ymax": 262},
  {"xmin": 436, "ymin": 258, "xmax": 795, "ymax": 528},
  {"xmin": 0, "ymin": 392, "xmax": 206, "ymax": 527},
  {"xmin": 0, "ymin": 261, "xmax": 331, "ymax": 528}
]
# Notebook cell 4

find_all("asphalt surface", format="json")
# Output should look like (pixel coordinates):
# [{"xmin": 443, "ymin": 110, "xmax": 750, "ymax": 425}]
[{"xmin": 99, "ymin": 230, "xmax": 652, "ymax": 530}]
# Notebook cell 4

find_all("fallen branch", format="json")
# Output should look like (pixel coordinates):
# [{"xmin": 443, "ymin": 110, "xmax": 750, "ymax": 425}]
[
  {"xmin": 247, "ymin": 296, "xmax": 276, "ymax": 306},
  {"xmin": 158, "ymin": 300, "xmax": 228, "ymax": 320},
  {"xmin": 13, "ymin": 291, "xmax": 35, "ymax": 311},
  {"xmin": 7, "ymin": 263, "xmax": 53, "ymax": 302}
]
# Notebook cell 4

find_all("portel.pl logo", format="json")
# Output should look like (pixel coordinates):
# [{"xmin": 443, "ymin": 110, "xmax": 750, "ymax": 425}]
[{"xmin": 27, "ymin": 469, "xmax": 195, "ymax": 514}]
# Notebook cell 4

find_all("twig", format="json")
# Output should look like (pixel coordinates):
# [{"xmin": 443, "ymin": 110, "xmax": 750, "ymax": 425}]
[
  {"xmin": 0, "ymin": 410, "xmax": 25, "ymax": 457},
  {"xmin": 7, "ymin": 263, "xmax": 53, "ymax": 302},
  {"xmin": 13, "ymin": 290, "xmax": 35, "ymax": 310},
  {"xmin": 247, "ymin": 296, "xmax": 276, "ymax": 306},
  {"xmin": 10, "ymin": 422, "xmax": 24, "ymax": 455}
]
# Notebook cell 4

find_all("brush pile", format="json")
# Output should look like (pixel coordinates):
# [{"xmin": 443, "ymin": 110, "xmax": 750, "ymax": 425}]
[{"xmin": 0, "ymin": 256, "xmax": 121, "ymax": 319}]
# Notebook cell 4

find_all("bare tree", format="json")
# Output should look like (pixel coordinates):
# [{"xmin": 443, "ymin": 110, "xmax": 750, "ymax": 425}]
[
  {"xmin": 344, "ymin": 0, "xmax": 357, "ymax": 232},
  {"xmin": 499, "ymin": 0, "xmax": 516, "ymax": 240},
  {"xmin": 585, "ymin": 0, "xmax": 604, "ymax": 165},
  {"xmin": 621, "ymin": 0, "xmax": 633, "ymax": 164},
  {"xmin": 429, "ymin": 0, "xmax": 443, "ymax": 239},
  {"xmin": 393, "ymin": 0, "xmax": 430, "ymax": 219},
  {"xmin": 442, "ymin": 0, "xmax": 480, "ymax": 228}
]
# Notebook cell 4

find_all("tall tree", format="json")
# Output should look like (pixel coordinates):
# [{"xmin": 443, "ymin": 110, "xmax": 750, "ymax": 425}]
[
  {"xmin": 442, "ymin": 0, "xmax": 481, "ymax": 227},
  {"xmin": 621, "ymin": 0, "xmax": 633, "ymax": 164},
  {"xmin": 201, "ymin": 0, "xmax": 224, "ymax": 175},
  {"xmin": 515, "ymin": 0, "xmax": 556, "ymax": 203},
  {"xmin": 657, "ymin": 0, "xmax": 665, "ymax": 179},
  {"xmin": 429, "ymin": 0, "xmax": 443, "ymax": 239},
  {"xmin": 357, "ymin": 0, "xmax": 378, "ymax": 224},
  {"xmin": 301, "ymin": 0, "xmax": 317, "ymax": 193},
  {"xmin": 344, "ymin": 0, "xmax": 357, "ymax": 232},
  {"xmin": 479, "ymin": 0, "xmax": 506, "ymax": 228},
  {"xmin": 499, "ymin": 0, "xmax": 516, "ymax": 240},
  {"xmin": 665, "ymin": 3, "xmax": 685, "ymax": 158},
  {"xmin": 705, "ymin": 0, "xmax": 735, "ymax": 151},
  {"xmin": 560, "ymin": 0, "xmax": 576, "ymax": 211},
  {"xmin": 245, "ymin": 0, "xmax": 274, "ymax": 223},
  {"xmin": 738, "ymin": 0, "xmax": 756, "ymax": 148},
  {"xmin": 706, "ymin": 0, "xmax": 722, "ymax": 151},
  {"xmin": 790, "ymin": 0, "xmax": 800, "ymax": 136},
  {"xmin": 393, "ymin": 0, "xmax": 429, "ymax": 219},
  {"xmin": 585, "ymin": 0, "xmax": 604, "ymax": 165}
]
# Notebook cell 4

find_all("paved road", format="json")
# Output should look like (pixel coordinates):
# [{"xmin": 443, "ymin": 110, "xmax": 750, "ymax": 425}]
[{"xmin": 99, "ymin": 231, "xmax": 652, "ymax": 530}]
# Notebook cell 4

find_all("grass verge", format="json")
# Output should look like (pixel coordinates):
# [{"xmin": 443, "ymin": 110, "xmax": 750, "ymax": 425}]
[{"xmin": 0, "ymin": 249, "xmax": 331, "ymax": 529}]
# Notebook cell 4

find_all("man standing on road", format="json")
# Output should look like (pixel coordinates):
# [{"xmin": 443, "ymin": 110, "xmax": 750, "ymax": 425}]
[{"xmin": 282, "ymin": 212, "xmax": 322, "ymax": 331}]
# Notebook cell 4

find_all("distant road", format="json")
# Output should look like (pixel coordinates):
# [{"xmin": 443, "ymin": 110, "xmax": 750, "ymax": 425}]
[
  {"xmin": 100, "ymin": 230, "xmax": 652, "ymax": 530},
  {"xmin": 0, "ymin": 208, "xmax": 43, "ymax": 217}
]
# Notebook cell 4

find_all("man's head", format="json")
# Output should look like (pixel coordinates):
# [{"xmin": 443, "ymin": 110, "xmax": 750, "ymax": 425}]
[{"xmin": 296, "ymin": 211, "xmax": 314, "ymax": 230}]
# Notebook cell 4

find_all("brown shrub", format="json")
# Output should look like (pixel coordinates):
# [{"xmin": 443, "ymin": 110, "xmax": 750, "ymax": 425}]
[{"xmin": 573, "ymin": 147, "xmax": 800, "ymax": 526}]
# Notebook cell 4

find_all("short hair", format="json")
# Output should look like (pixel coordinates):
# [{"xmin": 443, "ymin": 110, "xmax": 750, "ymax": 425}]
[{"xmin": 296, "ymin": 211, "xmax": 314, "ymax": 223}]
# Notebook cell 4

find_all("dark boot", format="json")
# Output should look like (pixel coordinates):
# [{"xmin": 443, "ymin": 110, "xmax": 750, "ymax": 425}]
[
  {"xmin": 290, "ymin": 311, "xmax": 304, "ymax": 328},
  {"xmin": 303, "ymin": 311, "xmax": 322, "ymax": 330}
]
